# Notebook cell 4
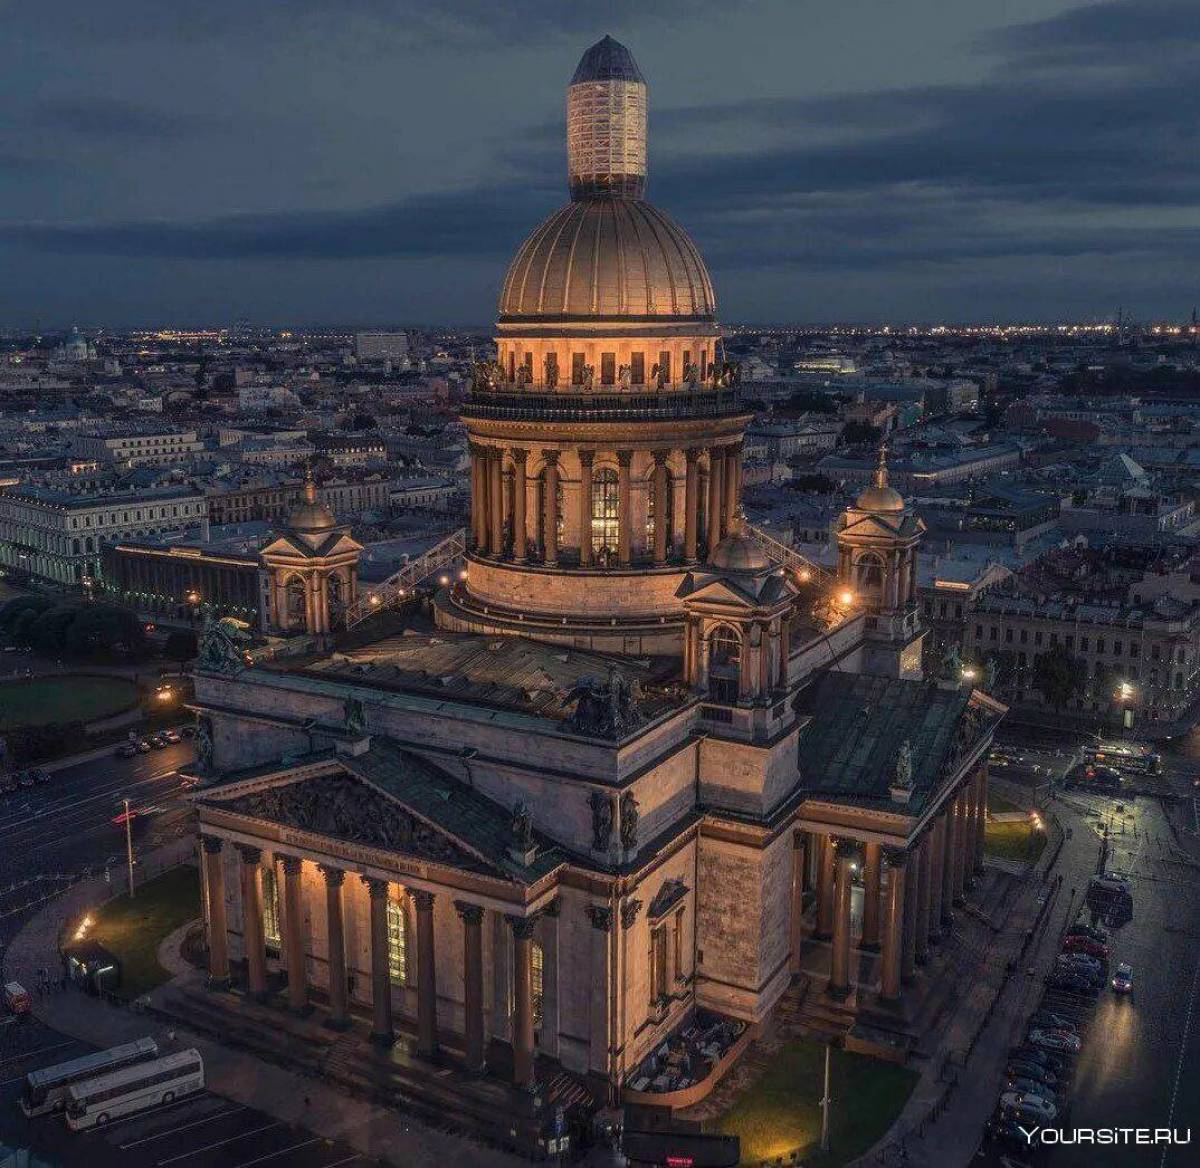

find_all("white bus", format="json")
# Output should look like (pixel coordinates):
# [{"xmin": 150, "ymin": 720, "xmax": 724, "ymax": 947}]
[
  {"xmin": 1083, "ymin": 741, "xmax": 1161, "ymax": 776},
  {"xmin": 65, "ymin": 1049, "xmax": 204, "ymax": 1130},
  {"xmin": 21, "ymin": 1037, "xmax": 159, "ymax": 1117}
]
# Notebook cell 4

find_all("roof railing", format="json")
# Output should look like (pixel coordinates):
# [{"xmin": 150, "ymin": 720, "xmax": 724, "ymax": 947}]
[{"xmin": 744, "ymin": 523, "xmax": 835, "ymax": 587}]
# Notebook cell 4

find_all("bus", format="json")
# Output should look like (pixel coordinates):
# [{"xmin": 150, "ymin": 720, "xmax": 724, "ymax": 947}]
[
  {"xmin": 65, "ymin": 1049, "xmax": 204, "ymax": 1130},
  {"xmin": 1083, "ymin": 741, "xmax": 1161, "ymax": 776},
  {"xmin": 22, "ymin": 1037, "xmax": 159, "ymax": 1116}
]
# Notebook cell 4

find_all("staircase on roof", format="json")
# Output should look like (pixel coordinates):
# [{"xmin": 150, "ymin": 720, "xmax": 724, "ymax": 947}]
[{"xmin": 344, "ymin": 527, "xmax": 466, "ymax": 627}]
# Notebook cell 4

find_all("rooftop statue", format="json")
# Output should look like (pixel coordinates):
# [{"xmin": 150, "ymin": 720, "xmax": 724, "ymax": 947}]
[
  {"xmin": 564, "ymin": 666, "xmax": 643, "ymax": 738},
  {"xmin": 195, "ymin": 607, "xmax": 250, "ymax": 676},
  {"xmin": 894, "ymin": 738, "xmax": 914, "ymax": 790}
]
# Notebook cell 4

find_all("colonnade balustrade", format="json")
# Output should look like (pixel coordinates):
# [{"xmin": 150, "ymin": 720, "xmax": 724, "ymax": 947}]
[
  {"xmin": 467, "ymin": 442, "xmax": 743, "ymax": 567},
  {"xmin": 198, "ymin": 840, "xmax": 541, "ymax": 1089},
  {"xmin": 806, "ymin": 767, "xmax": 989, "ymax": 1003}
]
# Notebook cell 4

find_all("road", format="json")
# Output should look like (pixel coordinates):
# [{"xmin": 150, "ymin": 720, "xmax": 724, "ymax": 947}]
[
  {"xmin": 985, "ymin": 728, "xmax": 1200, "ymax": 1166},
  {"xmin": 0, "ymin": 739, "xmax": 196, "ymax": 950},
  {"xmin": 0, "ymin": 1015, "xmax": 368, "ymax": 1168}
]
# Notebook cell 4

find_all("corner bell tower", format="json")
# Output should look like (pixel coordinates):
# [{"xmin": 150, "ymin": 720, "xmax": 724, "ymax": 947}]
[{"xmin": 834, "ymin": 448, "xmax": 926, "ymax": 679}]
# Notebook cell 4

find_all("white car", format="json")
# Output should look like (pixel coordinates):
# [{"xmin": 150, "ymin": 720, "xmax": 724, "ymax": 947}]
[
  {"xmin": 1027, "ymin": 1029, "xmax": 1081, "ymax": 1055},
  {"xmin": 999, "ymin": 1091, "xmax": 1058, "ymax": 1124}
]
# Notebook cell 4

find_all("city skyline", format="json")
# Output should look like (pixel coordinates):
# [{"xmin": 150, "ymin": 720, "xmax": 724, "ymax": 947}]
[{"xmin": 0, "ymin": 0, "xmax": 1197, "ymax": 326}]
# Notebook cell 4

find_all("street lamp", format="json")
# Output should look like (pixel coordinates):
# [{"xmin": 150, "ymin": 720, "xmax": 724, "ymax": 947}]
[
  {"xmin": 961, "ymin": 666, "xmax": 977, "ymax": 683},
  {"xmin": 839, "ymin": 589, "xmax": 855, "ymax": 607}
]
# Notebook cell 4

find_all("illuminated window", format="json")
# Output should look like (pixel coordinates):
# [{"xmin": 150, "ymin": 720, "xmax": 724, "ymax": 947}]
[
  {"xmin": 507, "ymin": 940, "xmax": 545, "ymax": 1032},
  {"xmin": 386, "ymin": 899, "xmax": 408, "ymax": 985},
  {"xmin": 592, "ymin": 468, "xmax": 619, "ymax": 558},
  {"xmin": 261, "ymin": 864, "xmax": 281, "ymax": 948}
]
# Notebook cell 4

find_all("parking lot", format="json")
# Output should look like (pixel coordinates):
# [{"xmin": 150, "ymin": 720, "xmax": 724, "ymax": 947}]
[{"xmin": 0, "ymin": 1016, "xmax": 368, "ymax": 1168}]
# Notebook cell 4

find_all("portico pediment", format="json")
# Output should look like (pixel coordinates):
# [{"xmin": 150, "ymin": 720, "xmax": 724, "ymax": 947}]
[
  {"xmin": 260, "ymin": 531, "xmax": 362, "ymax": 561},
  {"xmin": 214, "ymin": 770, "xmax": 500, "ymax": 875}
]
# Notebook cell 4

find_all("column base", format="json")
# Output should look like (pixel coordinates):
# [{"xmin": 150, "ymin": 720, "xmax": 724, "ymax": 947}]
[
  {"xmin": 323, "ymin": 1016, "xmax": 352, "ymax": 1032},
  {"xmin": 205, "ymin": 975, "xmax": 231, "ymax": 992},
  {"xmin": 878, "ymin": 993, "xmax": 902, "ymax": 1007},
  {"xmin": 370, "ymin": 1030, "xmax": 396, "ymax": 1047},
  {"xmin": 826, "ymin": 982, "xmax": 851, "ymax": 1001},
  {"xmin": 464, "ymin": 1060, "xmax": 488, "ymax": 1078}
]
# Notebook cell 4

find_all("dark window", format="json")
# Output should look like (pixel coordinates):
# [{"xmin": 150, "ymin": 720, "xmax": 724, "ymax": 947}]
[
  {"xmin": 657, "ymin": 351, "xmax": 671, "ymax": 384},
  {"xmin": 974, "ymin": 623, "xmax": 982, "ymax": 638},
  {"xmin": 600, "ymin": 353, "xmax": 616, "ymax": 386},
  {"xmin": 507, "ymin": 351, "xmax": 515, "ymax": 382},
  {"xmin": 545, "ymin": 352, "xmax": 558, "ymax": 386},
  {"xmin": 571, "ymin": 353, "xmax": 585, "ymax": 385},
  {"xmin": 630, "ymin": 352, "xmax": 645, "ymax": 384}
]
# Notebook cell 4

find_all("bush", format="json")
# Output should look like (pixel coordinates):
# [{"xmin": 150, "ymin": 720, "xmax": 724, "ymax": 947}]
[{"xmin": 0, "ymin": 594, "xmax": 54, "ymax": 630}]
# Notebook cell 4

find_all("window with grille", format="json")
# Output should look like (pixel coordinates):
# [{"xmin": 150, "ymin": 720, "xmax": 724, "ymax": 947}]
[
  {"xmin": 630, "ymin": 352, "xmax": 645, "ymax": 385},
  {"xmin": 261, "ymin": 864, "xmax": 281, "ymax": 948},
  {"xmin": 571, "ymin": 353, "xmax": 586, "ymax": 385},
  {"xmin": 592, "ymin": 468, "xmax": 619, "ymax": 557},
  {"xmin": 601, "ymin": 353, "xmax": 616, "ymax": 385},
  {"xmin": 386, "ymin": 899, "xmax": 408, "ymax": 985}
]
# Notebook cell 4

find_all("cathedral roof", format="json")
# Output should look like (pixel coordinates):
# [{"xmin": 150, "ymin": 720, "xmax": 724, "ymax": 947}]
[
  {"xmin": 795, "ymin": 672, "xmax": 1001, "ymax": 812},
  {"xmin": 571, "ymin": 35, "xmax": 645, "ymax": 85},
  {"xmin": 499, "ymin": 198, "xmax": 715, "ymax": 323}
]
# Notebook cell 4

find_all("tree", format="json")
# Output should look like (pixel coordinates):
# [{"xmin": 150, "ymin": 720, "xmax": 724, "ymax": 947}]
[
  {"xmin": 10, "ymin": 608, "xmax": 39, "ymax": 646},
  {"xmin": 1031, "ymin": 644, "xmax": 1085, "ymax": 709},
  {"xmin": 841, "ymin": 419, "xmax": 881, "ymax": 445},
  {"xmin": 164, "ymin": 629, "xmax": 198, "ymax": 662},
  {"xmin": 64, "ymin": 606, "xmax": 148, "ymax": 659},
  {"xmin": 30, "ymin": 605, "xmax": 79, "ymax": 655},
  {"xmin": 0, "ymin": 594, "xmax": 53, "ymax": 630}
]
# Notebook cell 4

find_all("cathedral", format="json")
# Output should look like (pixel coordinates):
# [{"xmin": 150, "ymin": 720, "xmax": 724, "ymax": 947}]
[{"xmin": 187, "ymin": 36, "xmax": 1002, "ymax": 1155}]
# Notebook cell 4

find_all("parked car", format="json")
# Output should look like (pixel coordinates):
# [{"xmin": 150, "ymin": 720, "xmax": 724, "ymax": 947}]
[
  {"xmin": 1006, "ymin": 1060, "xmax": 1059, "ymax": 1088},
  {"xmin": 1010, "ymin": 1046, "xmax": 1068, "ymax": 1073},
  {"xmin": 135, "ymin": 739, "xmax": 152, "ymax": 753},
  {"xmin": 1, "ymin": 775, "xmax": 19, "ymax": 797},
  {"xmin": 1111, "ymin": 963, "xmax": 1134, "ymax": 994},
  {"xmin": 984, "ymin": 1116, "xmax": 1034, "ymax": 1153},
  {"xmin": 32, "ymin": 768, "xmax": 50, "ymax": 785},
  {"xmin": 1057, "ymin": 951, "xmax": 1104, "ymax": 973},
  {"xmin": 116, "ymin": 743, "xmax": 139, "ymax": 758},
  {"xmin": 1046, "ymin": 970, "xmax": 1099, "ymax": 995},
  {"xmin": 1029, "ymin": 1010, "xmax": 1077, "ymax": 1033},
  {"xmin": 1027, "ymin": 1029, "xmax": 1081, "ymax": 1055},
  {"xmin": 1063, "ymin": 935, "xmax": 1109, "ymax": 960},
  {"xmin": 163, "ymin": 729, "xmax": 182, "ymax": 744},
  {"xmin": 1065, "ymin": 923, "xmax": 1108, "ymax": 943},
  {"xmin": 1003, "ymin": 1076, "xmax": 1059, "ymax": 1105},
  {"xmin": 149, "ymin": 734, "xmax": 170, "ymax": 749},
  {"xmin": 3, "ymin": 982, "xmax": 31, "ymax": 1016},
  {"xmin": 999, "ymin": 1092, "xmax": 1058, "ymax": 1124},
  {"xmin": 180, "ymin": 725, "xmax": 197, "ymax": 739}
]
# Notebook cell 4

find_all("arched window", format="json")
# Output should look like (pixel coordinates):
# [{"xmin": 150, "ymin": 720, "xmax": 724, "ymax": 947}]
[
  {"xmin": 857, "ymin": 553, "xmax": 885, "ymax": 591},
  {"xmin": 386, "ymin": 899, "xmax": 408, "ymax": 985},
  {"xmin": 509, "ymin": 939, "xmax": 545, "ymax": 1033},
  {"xmin": 592, "ymin": 467, "xmax": 619, "ymax": 560},
  {"xmin": 708, "ymin": 626, "xmax": 741, "ymax": 704}
]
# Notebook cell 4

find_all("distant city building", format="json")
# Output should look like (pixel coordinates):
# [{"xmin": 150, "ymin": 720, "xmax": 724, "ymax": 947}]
[
  {"xmin": 74, "ymin": 428, "xmax": 205, "ymax": 468},
  {"xmin": 354, "ymin": 332, "xmax": 410, "ymax": 363}
]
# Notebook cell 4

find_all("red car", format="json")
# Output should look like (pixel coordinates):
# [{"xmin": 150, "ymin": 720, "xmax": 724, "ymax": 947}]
[{"xmin": 1063, "ymin": 935, "xmax": 1108, "ymax": 960}]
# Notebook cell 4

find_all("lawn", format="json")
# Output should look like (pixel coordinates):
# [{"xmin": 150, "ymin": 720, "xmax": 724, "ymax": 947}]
[
  {"xmin": 88, "ymin": 864, "xmax": 201, "ymax": 999},
  {"xmin": 984, "ymin": 795, "xmax": 1049, "ymax": 864},
  {"xmin": 0, "ymin": 674, "xmax": 140, "ymax": 731},
  {"xmin": 708, "ymin": 1040, "xmax": 918, "ymax": 1166}
]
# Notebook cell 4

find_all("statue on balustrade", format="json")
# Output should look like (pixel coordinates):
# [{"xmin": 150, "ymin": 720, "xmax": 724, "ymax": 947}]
[{"xmin": 564, "ymin": 666, "xmax": 642, "ymax": 738}]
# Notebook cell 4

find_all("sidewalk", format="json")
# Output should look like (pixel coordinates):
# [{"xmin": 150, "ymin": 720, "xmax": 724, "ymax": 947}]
[
  {"xmin": 849, "ymin": 815, "xmax": 1067, "ymax": 1166},
  {"xmin": 1, "ymin": 840, "xmax": 524, "ymax": 1168}
]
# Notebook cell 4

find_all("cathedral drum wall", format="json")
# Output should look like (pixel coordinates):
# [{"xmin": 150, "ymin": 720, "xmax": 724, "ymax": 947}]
[{"xmin": 462, "ymin": 557, "xmax": 688, "ymax": 620}]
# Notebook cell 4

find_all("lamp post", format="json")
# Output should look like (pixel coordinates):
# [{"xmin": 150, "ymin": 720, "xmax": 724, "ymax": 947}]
[
  {"xmin": 121, "ymin": 797, "xmax": 135, "ymax": 898},
  {"xmin": 820, "ymin": 1041, "xmax": 832, "ymax": 1153}
]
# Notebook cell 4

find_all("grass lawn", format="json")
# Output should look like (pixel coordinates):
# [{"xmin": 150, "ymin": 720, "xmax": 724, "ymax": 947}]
[
  {"xmin": 0, "ymin": 674, "xmax": 140, "ymax": 731},
  {"xmin": 88, "ymin": 865, "xmax": 201, "ymax": 999},
  {"xmin": 708, "ymin": 1040, "xmax": 918, "ymax": 1166},
  {"xmin": 984, "ymin": 817, "xmax": 1048, "ymax": 863},
  {"xmin": 987, "ymin": 791, "xmax": 1023, "ymax": 815}
]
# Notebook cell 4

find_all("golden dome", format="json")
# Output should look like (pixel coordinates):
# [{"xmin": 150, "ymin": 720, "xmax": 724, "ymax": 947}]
[
  {"xmin": 288, "ymin": 476, "xmax": 337, "ymax": 533},
  {"xmin": 709, "ymin": 529, "xmax": 770, "ymax": 574},
  {"xmin": 854, "ymin": 447, "xmax": 905, "ymax": 513},
  {"xmin": 499, "ymin": 198, "xmax": 715, "ymax": 323}
]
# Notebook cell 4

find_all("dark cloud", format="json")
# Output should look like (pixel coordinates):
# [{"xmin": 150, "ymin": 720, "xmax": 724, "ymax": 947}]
[
  {"xmin": 1, "ymin": 0, "xmax": 1197, "ymax": 322},
  {"xmin": 30, "ymin": 97, "xmax": 225, "ymax": 138}
]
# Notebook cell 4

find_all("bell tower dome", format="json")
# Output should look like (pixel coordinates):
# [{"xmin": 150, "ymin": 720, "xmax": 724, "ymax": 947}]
[{"xmin": 834, "ymin": 448, "xmax": 926, "ymax": 679}]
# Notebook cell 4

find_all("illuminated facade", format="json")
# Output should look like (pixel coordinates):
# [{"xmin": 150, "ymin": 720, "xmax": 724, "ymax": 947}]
[{"xmin": 186, "ymin": 38, "xmax": 1003, "ymax": 1156}]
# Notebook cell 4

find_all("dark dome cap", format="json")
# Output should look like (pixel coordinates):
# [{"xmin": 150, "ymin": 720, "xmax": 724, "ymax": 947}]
[{"xmin": 571, "ymin": 35, "xmax": 645, "ymax": 85}]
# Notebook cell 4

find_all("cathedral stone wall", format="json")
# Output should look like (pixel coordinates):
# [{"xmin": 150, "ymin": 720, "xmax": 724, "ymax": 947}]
[{"xmin": 697, "ymin": 729, "xmax": 801, "ymax": 817}]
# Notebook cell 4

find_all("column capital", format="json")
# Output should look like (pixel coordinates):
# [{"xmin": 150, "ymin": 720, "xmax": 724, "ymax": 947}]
[
  {"xmin": 616, "ymin": 449, "xmax": 634, "ymax": 468},
  {"xmin": 511, "ymin": 446, "xmax": 528, "ymax": 465},
  {"xmin": 543, "ymin": 449, "xmax": 561, "ymax": 466},
  {"xmin": 652, "ymin": 449, "xmax": 670, "ymax": 466},
  {"xmin": 506, "ymin": 913, "xmax": 538, "ymax": 940},
  {"xmin": 280, "ymin": 854, "xmax": 302, "ymax": 875},
  {"xmin": 685, "ymin": 446, "xmax": 702, "ymax": 464},
  {"xmin": 319, "ymin": 864, "xmax": 345, "ymax": 888},
  {"xmin": 362, "ymin": 874, "xmax": 389, "ymax": 899},
  {"xmin": 620, "ymin": 897, "xmax": 642, "ymax": 928},
  {"xmin": 578, "ymin": 449, "xmax": 595, "ymax": 467},
  {"xmin": 585, "ymin": 904, "xmax": 613, "ymax": 932},
  {"xmin": 237, "ymin": 844, "xmax": 262, "ymax": 865},
  {"xmin": 201, "ymin": 834, "xmax": 224, "ymax": 855},
  {"xmin": 454, "ymin": 900, "xmax": 484, "ymax": 925},
  {"xmin": 831, "ymin": 835, "xmax": 862, "ymax": 862},
  {"xmin": 412, "ymin": 888, "xmax": 436, "ymax": 912}
]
